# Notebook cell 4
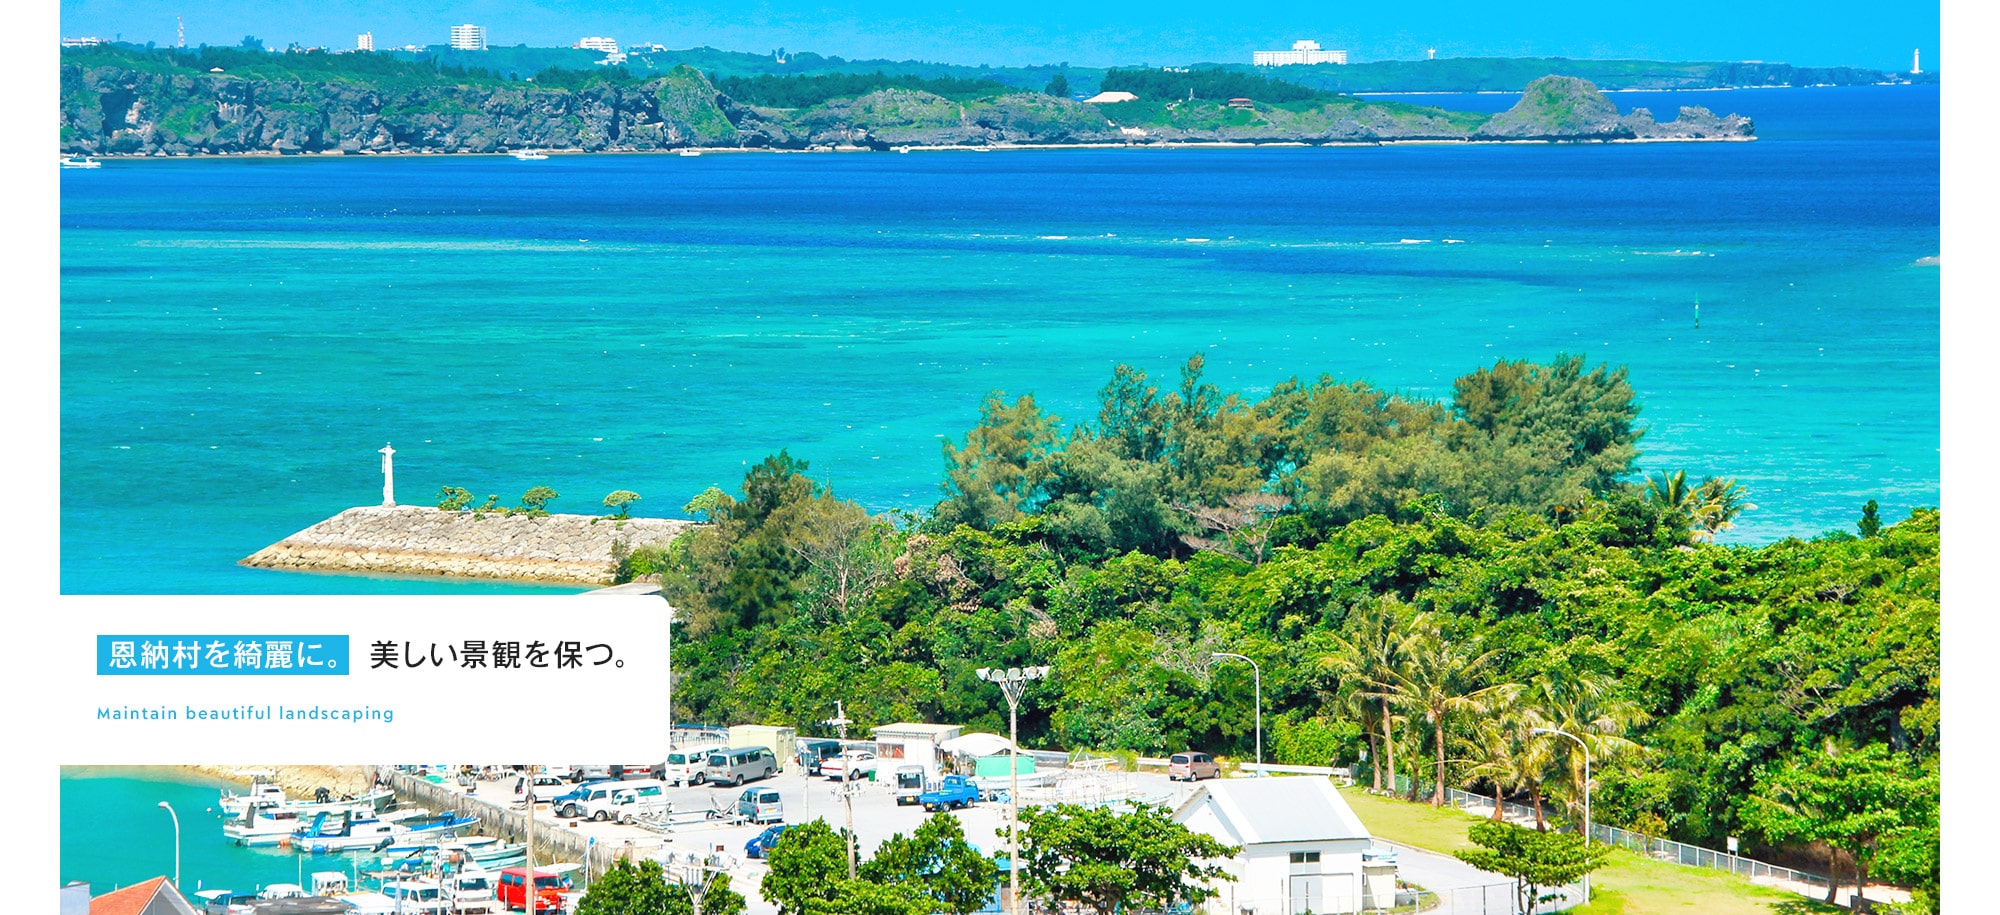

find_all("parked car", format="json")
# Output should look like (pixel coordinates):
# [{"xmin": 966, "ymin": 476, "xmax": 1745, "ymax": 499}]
[
  {"xmin": 567, "ymin": 765, "xmax": 615, "ymax": 783},
  {"xmin": 893, "ymin": 765, "xmax": 927, "ymax": 806},
  {"xmin": 797, "ymin": 738, "xmax": 844, "ymax": 775},
  {"xmin": 736, "ymin": 786, "xmax": 784, "ymax": 824},
  {"xmin": 820, "ymin": 750, "xmax": 878, "ymax": 781},
  {"xmin": 659, "ymin": 744, "xmax": 727, "ymax": 786},
  {"xmin": 1167, "ymin": 752, "xmax": 1221, "ymax": 781},
  {"xmin": 704, "ymin": 747, "xmax": 779, "ymax": 787},
  {"xmin": 555, "ymin": 779, "xmax": 669, "ymax": 821},
  {"xmin": 513, "ymin": 774, "xmax": 570, "ymax": 804},
  {"xmin": 745, "ymin": 824, "xmax": 790, "ymax": 858},
  {"xmin": 495, "ymin": 868, "xmax": 570, "ymax": 913}
]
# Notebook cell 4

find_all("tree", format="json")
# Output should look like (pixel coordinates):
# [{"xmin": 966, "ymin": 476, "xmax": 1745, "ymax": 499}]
[
  {"xmin": 1177, "ymin": 492, "xmax": 1292, "ymax": 566},
  {"xmin": 939, "ymin": 392, "xmax": 1063, "ymax": 528},
  {"xmin": 1858, "ymin": 499, "xmax": 1882, "ymax": 538},
  {"xmin": 1689, "ymin": 477, "xmax": 1748, "ymax": 541},
  {"xmin": 684, "ymin": 486, "xmax": 734, "ymax": 522},
  {"xmin": 762, "ymin": 819, "xmax": 850, "ymax": 915},
  {"xmin": 1742, "ymin": 745, "xmax": 1938, "ymax": 906},
  {"xmin": 1527, "ymin": 671, "xmax": 1644, "ymax": 830},
  {"xmin": 519, "ymin": 486, "xmax": 560, "ymax": 514},
  {"xmin": 1379, "ymin": 615, "xmax": 1519, "ymax": 806},
  {"xmin": 1454, "ymin": 821, "xmax": 1609, "ymax": 915},
  {"xmin": 813, "ymin": 881, "xmax": 935, "ymax": 915},
  {"xmin": 860, "ymin": 812, "xmax": 998, "ymax": 915},
  {"xmin": 1015, "ymin": 803, "xmax": 1235, "ymax": 915},
  {"xmin": 437, "ymin": 486, "xmax": 473, "ymax": 511},
  {"xmin": 604, "ymin": 490, "xmax": 642, "ymax": 518},
  {"xmin": 1316, "ymin": 596, "xmax": 1411, "ymax": 792},
  {"xmin": 1045, "ymin": 72, "xmax": 1070, "ymax": 97},
  {"xmin": 577, "ymin": 859, "xmax": 746, "ymax": 915}
]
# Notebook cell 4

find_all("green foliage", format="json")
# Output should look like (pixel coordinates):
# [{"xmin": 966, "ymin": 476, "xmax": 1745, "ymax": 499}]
[
  {"xmin": 1101, "ymin": 67, "xmax": 1330, "ymax": 103},
  {"xmin": 519, "ymin": 486, "xmax": 560, "ymax": 514},
  {"xmin": 1045, "ymin": 72, "xmax": 1070, "ymax": 97},
  {"xmin": 1015, "ymin": 803, "xmax": 1236, "ymax": 915},
  {"xmin": 860, "ymin": 813, "xmax": 998, "ymax": 915},
  {"xmin": 436, "ymin": 486, "xmax": 473, "ymax": 511},
  {"xmin": 577, "ymin": 859, "xmax": 745, "ymax": 915},
  {"xmin": 1455, "ymin": 822, "xmax": 1610, "ymax": 915},
  {"xmin": 762, "ymin": 819, "xmax": 850, "ymax": 914},
  {"xmin": 604, "ymin": 490, "xmax": 643, "ymax": 518},
  {"xmin": 1858, "ymin": 499, "xmax": 1882, "ymax": 538},
  {"xmin": 1742, "ymin": 745, "xmax": 1938, "ymax": 904},
  {"xmin": 715, "ymin": 71, "xmax": 1011, "ymax": 108}
]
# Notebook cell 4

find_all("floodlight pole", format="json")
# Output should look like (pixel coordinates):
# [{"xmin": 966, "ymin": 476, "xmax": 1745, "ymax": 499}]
[
  {"xmin": 1534, "ymin": 727, "xmax": 1591, "ymax": 903},
  {"xmin": 157, "ymin": 801, "xmax": 180, "ymax": 889},
  {"xmin": 978, "ymin": 665, "xmax": 1050, "ymax": 915},
  {"xmin": 1211, "ymin": 652, "xmax": 1261, "ymax": 772}
]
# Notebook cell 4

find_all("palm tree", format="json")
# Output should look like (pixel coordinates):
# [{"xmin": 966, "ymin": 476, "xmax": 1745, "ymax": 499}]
[
  {"xmin": 1316, "ymin": 596, "xmax": 1411, "ymax": 792},
  {"xmin": 1467, "ymin": 697, "xmax": 1554, "ymax": 823},
  {"xmin": 1689, "ymin": 477, "xmax": 1750, "ymax": 541},
  {"xmin": 1380, "ymin": 615, "xmax": 1521, "ymax": 807},
  {"xmin": 1643, "ymin": 469, "xmax": 1694, "ymax": 513},
  {"xmin": 1527, "ymin": 670, "xmax": 1647, "ymax": 829}
]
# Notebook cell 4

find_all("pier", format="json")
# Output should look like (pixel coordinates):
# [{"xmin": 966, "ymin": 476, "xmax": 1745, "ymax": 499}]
[
  {"xmin": 377, "ymin": 768, "xmax": 667, "ymax": 882},
  {"xmin": 240, "ymin": 506, "xmax": 695, "ymax": 585}
]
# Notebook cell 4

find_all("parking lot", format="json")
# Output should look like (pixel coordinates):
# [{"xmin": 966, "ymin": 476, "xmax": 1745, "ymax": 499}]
[{"xmin": 451, "ymin": 764, "xmax": 1195, "ymax": 913}]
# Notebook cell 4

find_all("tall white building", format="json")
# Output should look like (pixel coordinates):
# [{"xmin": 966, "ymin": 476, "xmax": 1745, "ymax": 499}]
[
  {"xmin": 575, "ymin": 36, "xmax": 620, "ymax": 53},
  {"xmin": 1253, "ymin": 39, "xmax": 1348, "ymax": 66},
  {"xmin": 449, "ymin": 23, "xmax": 487, "ymax": 51},
  {"xmin": 357, "ymin": 32, "xmax": 374, "ymax": 52}
]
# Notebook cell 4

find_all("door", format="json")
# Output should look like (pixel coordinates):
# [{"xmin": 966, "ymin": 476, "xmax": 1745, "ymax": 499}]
[{"xmin": 1288, "ymin": 875, "xmax": 1321, "ymax": 915}]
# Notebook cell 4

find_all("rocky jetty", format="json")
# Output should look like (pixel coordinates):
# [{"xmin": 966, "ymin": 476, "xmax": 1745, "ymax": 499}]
[{"xmin": 240, "ymin": 505, "xmax": 695, "ymax": 585}]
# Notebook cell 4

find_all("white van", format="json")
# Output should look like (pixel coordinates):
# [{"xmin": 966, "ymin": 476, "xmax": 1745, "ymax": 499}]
[
  {"xmin": 659, "ymin": 744, "xmax": 726, "ymax": 786},
  {"xmin": 556, "ymin": 779, "xmax": 670, "ymax": 821}
]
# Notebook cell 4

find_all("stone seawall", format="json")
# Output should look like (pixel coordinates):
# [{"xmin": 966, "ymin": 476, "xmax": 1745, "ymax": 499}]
[{"xmin": 240, "ymin": 505, "xmax": 695, "ymax": 585}]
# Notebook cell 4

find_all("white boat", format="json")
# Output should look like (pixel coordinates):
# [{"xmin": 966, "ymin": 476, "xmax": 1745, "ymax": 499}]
[
  {"xmin": 289, "ymin": 810, "xmax": 475, "ymax": 854},
  {"xmin": 221, "ymin": 777, "xmax": 395, "ymax": 819},
  {"xmin": 679, "ymin": 149, "xmax": 701, "ymax": 157},
  {"xmin": 511, "ymin": 149, "xmax": 549, "ymax": 160},
  {"xmin": 60, "ymin": 155, "xmax": 102, "ymax": 169}
]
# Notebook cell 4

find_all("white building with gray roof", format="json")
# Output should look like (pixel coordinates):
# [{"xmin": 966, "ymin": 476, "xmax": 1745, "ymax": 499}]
[{"xmin": 1171, "ymin": 777, "xmax": 1397, "ymax": 915}]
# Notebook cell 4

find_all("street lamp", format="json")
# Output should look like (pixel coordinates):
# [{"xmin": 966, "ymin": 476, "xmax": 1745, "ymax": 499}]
[
  {"xmin": 157, "ymin": 801, "xmax": 180, "ymax": 889},
  {"xmin": 1532, "ymin": 727, "xmax": 1591, "ymax": 903},
  {"xmin": 1210, "ymin": 652, "xmax": 1261, "ymax": 773},
  {"xmin": 977, "ymin": 664, "xmax": 1051, "ymax": 915}
]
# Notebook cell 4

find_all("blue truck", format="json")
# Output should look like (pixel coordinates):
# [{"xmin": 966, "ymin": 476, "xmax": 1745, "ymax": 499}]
[{"xmin": 919, "ymin": 774, "xmax": 980, "ymax": 812}]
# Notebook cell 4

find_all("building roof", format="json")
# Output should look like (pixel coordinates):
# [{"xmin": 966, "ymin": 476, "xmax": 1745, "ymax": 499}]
[
  {"xmin": 872, "ymin": 722, "xmax": 964, "ymax": 739},
  {"xmin": 1172, "ymin": 777, "xmax": 1371, "ymax": 846},
  {"xmin": 91, "ymin": 878, "xmax": 201, "ymax": 915}
]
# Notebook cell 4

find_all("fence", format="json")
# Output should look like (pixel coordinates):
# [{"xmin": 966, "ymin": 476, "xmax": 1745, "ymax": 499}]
[{"xmin": 1381, "ymin": 775, "xmax": 1832, "ymax": 897}]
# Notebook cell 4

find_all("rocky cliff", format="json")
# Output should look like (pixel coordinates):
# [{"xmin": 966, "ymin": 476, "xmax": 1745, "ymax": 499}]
[
  {"xmin": 240, "ymin": 505, "xmax": 695, "ymax": 585},
  {"xmin": 1474, "ymin": 75, "xmax": 1754, "ymax": 140}
]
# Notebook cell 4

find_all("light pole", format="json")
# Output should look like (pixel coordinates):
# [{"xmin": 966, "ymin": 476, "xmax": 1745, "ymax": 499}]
[
  {"xmin": 157, "ymin": 801, "xmax": 180, "ymax": 889},
  {"xmin": 824, "ymin": 701, "xmax": 856, "ymax": 880},
  {"xmin": 977, "ymin": 664, "xmax": 1050, "ymax": 915},
  {"xmin": 1210, "ymin": 652, "xmax": 1261, "ymax": 773},
  {"xmin": 1533, "ymin": 727, "xmax": 1591, "ymax": 903}
]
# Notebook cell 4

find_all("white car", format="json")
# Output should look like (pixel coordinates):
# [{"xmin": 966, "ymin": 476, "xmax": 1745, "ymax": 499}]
[
  {"xmin": 514, "ymin": 774, "xmax": 570, "ymax": 804},
  {"xmin": 820, "ymin": 750, "xmax": 878, "ymax": 781}
]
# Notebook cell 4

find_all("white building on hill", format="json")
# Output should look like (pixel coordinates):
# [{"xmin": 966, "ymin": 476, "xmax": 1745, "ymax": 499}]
[
  {"xmin": 357, "ymin": 32, "xmax": 374, "ymax": 52},
  {"xmin": 1253, "ymin": 40, "xmax": 1347, "ymax": 66},
  {"xmin": 576, "ymin": 36, "xmax": 620, "ymax": 53},
  {"xmin": 449, "ymin": 23, "xmax": 487, "ymax": 50},
  {"xmin": 1172, "ymin": 777, "xmax": 1397, "ymax": 915}
]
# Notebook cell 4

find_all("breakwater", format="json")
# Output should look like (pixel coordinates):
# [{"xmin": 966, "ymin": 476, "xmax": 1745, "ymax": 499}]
[
  {"xmin": 379, "ymin": 769, "xmax": 658, "ymax": 880},
  {"xmin": 240, "ymin": 506, "xmax": 695, "ymax": 585}
]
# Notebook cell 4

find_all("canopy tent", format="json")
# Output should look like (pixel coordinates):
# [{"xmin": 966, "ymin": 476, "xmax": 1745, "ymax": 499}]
[{"xmin": 939, "ymin": 732, "xmax": 1017, "ymax": 757}]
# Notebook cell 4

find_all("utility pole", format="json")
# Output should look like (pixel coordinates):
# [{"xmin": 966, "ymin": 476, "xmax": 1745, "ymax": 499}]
[
  {"xmin": 825, "ymin": 701, "xmax": 856, "ymax": 879},
  {"xmin": 978, "ymin": 665, "xmax": 1051, "ymax": 915}
]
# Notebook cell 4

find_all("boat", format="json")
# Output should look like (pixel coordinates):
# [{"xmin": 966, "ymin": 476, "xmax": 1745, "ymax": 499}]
[
  {"xmin": 511, "ymin": 149, "xmax": 549, "ymax": 161},
  {"xmin": 679, "ymin": 149, "xmax": 701, "ymax": 157},
  {"xmin": 227, "ymin": 801, "xmax": 389, "ymax": 845},
  {"xmin": 288, "ymin": 810, "xmax": 478, "ymax": 854},
  {"xmin": 221, "ymin": 776, "xmax": 395, "ymax": 819},
  {"xmin": 60, "ymin": 155, "xmax": 102, "ymax": 169}
]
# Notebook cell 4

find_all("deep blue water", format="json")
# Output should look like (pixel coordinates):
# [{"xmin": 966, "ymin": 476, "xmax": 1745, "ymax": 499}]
[{"xmin": 59, "ymin": 85, "xmax": 1939, "ymax": 593}]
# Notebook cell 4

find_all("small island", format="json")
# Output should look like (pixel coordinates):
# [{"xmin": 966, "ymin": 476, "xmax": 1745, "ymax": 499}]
[{"xmin": 61, "ymin": 43, "xmax": 1753, "ymax": 157}]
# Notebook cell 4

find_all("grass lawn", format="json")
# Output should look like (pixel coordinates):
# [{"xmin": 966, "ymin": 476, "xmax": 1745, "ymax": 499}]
[{"xmin": 1338, "ymin": 787, "xmax": 1843, "ymax": 915}]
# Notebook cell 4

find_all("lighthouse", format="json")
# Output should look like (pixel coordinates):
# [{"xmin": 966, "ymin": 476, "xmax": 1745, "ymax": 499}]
[{"xmin": 1912, "ymin": 49, "xmax": 1921, "ymax": 74}]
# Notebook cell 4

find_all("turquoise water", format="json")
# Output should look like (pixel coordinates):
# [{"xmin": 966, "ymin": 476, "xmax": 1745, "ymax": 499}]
[
  {"xmin": 59, "ymin": 86, "xmax": 1939, "ymax": 593},
  {"xmin": 60, "ymin": 768, "xmax": 377, "ymax": 896}
]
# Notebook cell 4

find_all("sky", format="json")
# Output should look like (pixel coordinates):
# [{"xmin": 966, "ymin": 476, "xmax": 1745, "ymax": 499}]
[{"xmin": 54, "ymin": 0, "xmax": 1942, "ymax": 71}]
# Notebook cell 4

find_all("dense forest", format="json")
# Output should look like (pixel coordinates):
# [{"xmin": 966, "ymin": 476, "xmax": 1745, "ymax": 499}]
[{"xmin": 626, "ymin": 353, "xmax": 1939, "ymax": 908}]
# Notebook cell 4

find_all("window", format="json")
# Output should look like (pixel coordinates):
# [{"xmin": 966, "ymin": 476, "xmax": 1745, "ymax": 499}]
[{"xmin": 1288, "ymin": 851, "xmax": 1321, "ymax": 864}]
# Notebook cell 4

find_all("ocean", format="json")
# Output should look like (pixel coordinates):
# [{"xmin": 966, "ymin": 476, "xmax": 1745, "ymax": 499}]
[{"xmin": 58, "ymin": 85, "xmax": 1940, "ymax": 594}]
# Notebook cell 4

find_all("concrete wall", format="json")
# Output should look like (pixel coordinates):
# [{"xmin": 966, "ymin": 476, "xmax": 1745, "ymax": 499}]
[
  {"xmin": 380, "ymin": 769, "xmax": 657, "ymax": 883},
  {"xmin": 241, "ymin": 506, "xmax": 695, "ymax": 585}
]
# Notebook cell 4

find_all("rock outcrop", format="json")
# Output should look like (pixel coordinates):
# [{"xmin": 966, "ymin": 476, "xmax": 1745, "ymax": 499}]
[{"xmin": 240, "ymin": 505, "xmax": 695, "ymax": 585}]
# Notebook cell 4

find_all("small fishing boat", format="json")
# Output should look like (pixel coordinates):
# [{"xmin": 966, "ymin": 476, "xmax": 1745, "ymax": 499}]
[
  {"xmin": 679, "ymin": 149, "xmax": 701, "ymax": 157},
  {"xmin": 288, "ymin": 810, "xmax": 477, "ymax": 854},
  {"xmin": 511, "ymin": 149, "xmax": 549, "ymax": 161},
  {"xmin": 60, "ymin": 155, "xmax": 102, "ymax": 169}
]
